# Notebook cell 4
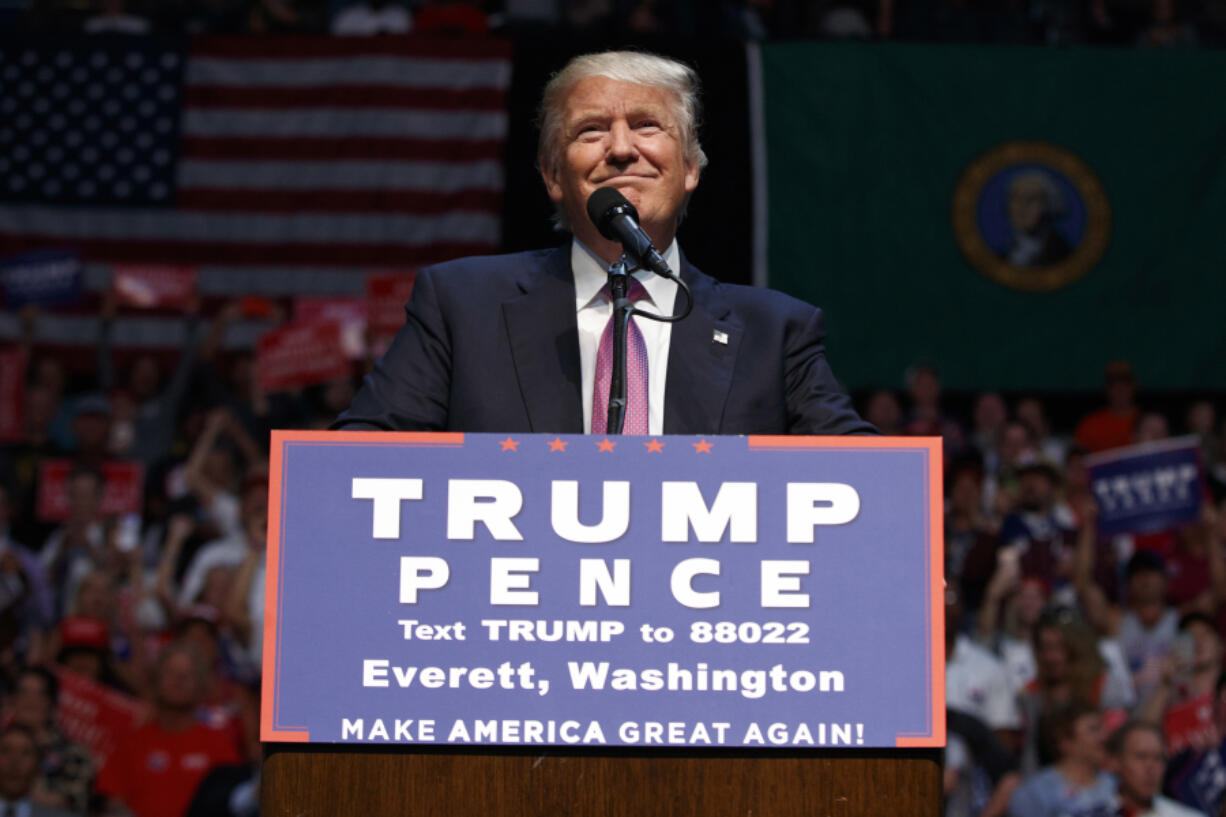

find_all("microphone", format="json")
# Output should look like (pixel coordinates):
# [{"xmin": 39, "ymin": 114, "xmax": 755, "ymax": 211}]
[{"xmin": 585, "ymin": 187, "xmax": 675, "ymax": 279}]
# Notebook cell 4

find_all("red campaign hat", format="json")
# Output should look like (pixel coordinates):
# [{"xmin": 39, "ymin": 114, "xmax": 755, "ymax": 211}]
[{"xmin": 59, "ymin": 616, "xmax": 109, "ymax": 650}]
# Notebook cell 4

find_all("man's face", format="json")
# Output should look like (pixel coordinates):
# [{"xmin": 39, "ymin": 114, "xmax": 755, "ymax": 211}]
[
  {"xmin": 1008, "ymin": 176, "xmax": 1047, "ymax": 234},
  {"xmin": 0, "ymin": 731, "xmax": 38, "ymax": 801},
  {"xmin": 542, "ymin": 76, "xmax": 700, "ymax": 252},
  {"xmin": 10, "ymin": 675, "xmax": 52, "ymax": 729},
  {"xmin": 1114, "ymin": 728, "xmax": 1165, "ymax": 806},
  {"xmin": 155, "ymin": 650, "xmax": 202, "ymax": 711},
  {"xmin": 1036, "ymin": 627, "xmax": 1068, "ymax": 681},
  {"xmin": 1061, "ymin": 712, "xmax": 1105, "ymax": 768}
]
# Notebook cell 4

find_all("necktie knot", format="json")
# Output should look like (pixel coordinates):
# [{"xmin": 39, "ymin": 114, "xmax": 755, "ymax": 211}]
[
  {"xmin": 590, "ymin": 278, "xmax": 650, "ymax": 435},
  {"xmin": 600, "ymin": 276, "xmax": 648, "ymax": 304}
]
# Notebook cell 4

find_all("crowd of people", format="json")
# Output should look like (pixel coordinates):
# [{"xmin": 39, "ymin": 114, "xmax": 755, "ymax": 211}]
[
  {"xmin": 4, "ymin": 0, "xmax": 1226, "ymax": 47},
  {"xmin": 874, "ymin": 362, "xmax": 1226, "ymax": 816},
  {"xmin": 0, "ymin": 286, "xmax": 1223, "ymax": 816}
]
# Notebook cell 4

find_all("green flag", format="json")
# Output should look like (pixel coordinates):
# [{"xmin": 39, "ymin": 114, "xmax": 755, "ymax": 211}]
[{"xmin": 762, "ymin": 43, "xmax": 1226, "ymax": 391}]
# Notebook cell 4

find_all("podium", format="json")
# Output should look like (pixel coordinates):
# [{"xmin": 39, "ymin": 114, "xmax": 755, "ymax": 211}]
[{"xmin": 260, "ymin": 432, "xmax": 945, "ymax": 816}]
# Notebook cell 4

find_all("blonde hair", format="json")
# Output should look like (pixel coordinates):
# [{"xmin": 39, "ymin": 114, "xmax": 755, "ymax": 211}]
[{"xmin": 536, "ymin": 51, "xmax": 707, "ymax": 230}]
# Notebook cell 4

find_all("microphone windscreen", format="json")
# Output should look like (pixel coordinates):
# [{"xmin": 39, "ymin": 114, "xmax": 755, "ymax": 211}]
[{"xmin": 586, "ymin": 187, "xmax": 638, "ymax": 237}]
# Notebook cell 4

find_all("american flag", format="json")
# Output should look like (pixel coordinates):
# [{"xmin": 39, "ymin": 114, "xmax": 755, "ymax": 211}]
[{"xmin": 0, "ymin": 35, "xmax": 510, "ymax": 270}]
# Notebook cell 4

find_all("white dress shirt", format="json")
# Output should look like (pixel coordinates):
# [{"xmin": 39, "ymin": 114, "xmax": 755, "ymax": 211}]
[{"xmin": 572, "ymin": 238, "xmax": 679, "ymax": 435}]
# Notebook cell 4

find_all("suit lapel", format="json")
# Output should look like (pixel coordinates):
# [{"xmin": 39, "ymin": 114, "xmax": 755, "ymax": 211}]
[
  {"xmin": 502, "ymin": 246, "xmax": 585, "ymax": 433},
  {"xmin": 663, "ymin": 259, "xmax": 742, "ymax": 435}
]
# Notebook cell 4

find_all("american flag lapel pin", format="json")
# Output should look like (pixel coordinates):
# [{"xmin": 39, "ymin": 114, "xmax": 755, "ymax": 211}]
[{"xmin": 712, "ymin": 330, "xmax": 729, "ymax": 345}]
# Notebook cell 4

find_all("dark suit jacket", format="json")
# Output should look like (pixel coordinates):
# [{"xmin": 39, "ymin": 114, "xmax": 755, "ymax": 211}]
[{"xmin": 335, "ymin": 245, "xmax": 874, "ymax": 436}]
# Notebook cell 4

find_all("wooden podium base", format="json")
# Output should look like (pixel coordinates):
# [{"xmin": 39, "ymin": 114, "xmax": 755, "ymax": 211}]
[{"xmin": 263, "ymin": 745, "xmax": 942, "ymax": 816}]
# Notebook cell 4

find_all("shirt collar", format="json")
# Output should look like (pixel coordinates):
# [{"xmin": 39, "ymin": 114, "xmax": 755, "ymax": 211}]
[{"xmin": 571, "ymin": 237, "xmax": 680, "ymax": 311}]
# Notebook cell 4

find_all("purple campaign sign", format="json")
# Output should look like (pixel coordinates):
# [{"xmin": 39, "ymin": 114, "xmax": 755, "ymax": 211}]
[
  {"xmin": 1087, "ymin": 437, "xmax": 1203, "ymax": 536},
  {"xmin": 0, "ymin": 249, "xmax": 82, "ymax": 308},
  {"xmin": 262, "ymin": 431, "xmax": 945, "ymax": 750}
]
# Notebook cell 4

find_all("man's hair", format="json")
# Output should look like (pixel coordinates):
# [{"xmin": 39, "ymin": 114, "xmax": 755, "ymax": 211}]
[
  {"xmin": 17, "ymin": 666, "xmax": 59, "ymax": 708},
  {"xmin": 0, "ymin": 722, "xmax": 42, "ymax": 762},
  {"xmin": 1039, "ymin": 699, "xmax": 1098, "ymax": 761},
  {"xmin": 1106, "ymin": 719, "xmax": 1164, "ymax": 757},
  {"xmin": 536, "ymin": 50, "xmax": 708, "ymax": 230}
]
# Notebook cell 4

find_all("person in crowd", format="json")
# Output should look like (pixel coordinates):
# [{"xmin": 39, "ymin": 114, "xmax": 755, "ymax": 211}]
[
  {"xmin": 863, "ymin": 389, "xmax": 903, "ymax": 435},
  {"xmin": 0, "ymin": 725, "xmax": 78, "ymax": 817},
  {"xmin": 946, "ymin": 583, "xmax": 1023, "ymax": 748},
  {"xmin": 983, "ymin": 420, "xmax": 1035, "ymax": 518},
  {"xmin": 1107, "ymin": 720, "xmax": 1204, "ymax": 817},
  {"xmin": 83, "ymin": 0, "xmax": 151, "ymax": 33},
  {"xmin": 331, "ymin": 0, "xmax": 410, "ymax": 34},
  {"xmin": 176, "ymin": 472, "xmax": 267, "ymax": 615},
  {"xmin": 1137, "ymin": 0, "xmax": 1199, "ymax": 46},
  {"xmin": 183, "ymin": 408, "xmax": 265, "ymax": 544},
  {"xmin": 1075, "ymin": 360, "xmax": 1140, "ymax": 453},
  {"xmin": 997, "ymin": 458, "xmax": 1079, "ymax": 598},
  {"xmin": 1166, "ymin": 672, "xmax": 1226, "ymax": 815},
  {"xmin": 1136, "ymin": 411, "xmax": 1171, "ymax": 444},
  {"xmin": 3, "ymin": 667, "xmax": 94, "ymax": 814},
  {"xmin": 412, "ymin": 0, "xmax": 489, "ymax": 33},
  {"xmin": 1075, "ymin": 499, "xmax": 1226, "ymax": 707},
  {"xmin": 947, "ymin": 457, "xmax": 999, "ymax": 611},
  {"xmin": 902, "ymin": 364, "xmax": 965, "ymax": 454},
  {"xmin": 1008, "ymin": 700, "xmax": 1116, "ymax": 817},
  {"xmin": 95, "ymin": 641, "xmax": 243, "ymax": 817},
  {"xmin": 39, "ymin": 467, "xmax": 107, "ymax": 617},
  {"xmin": 971, "ymin": 392, "xmax": 1008, "ymax": 472},
  {"xmin": 1016, "ymin": 396, "xmax": 1067, "ymax": 466},
  {"xmin": 1186, "ymin": 400, "xmax": 1219, "ymax": 471},
  {"xmin": 944, "ymin": 709, "xmax": 1020, "ymax": 817},
  {"xmin": 976, "ymin": 554, "xmax": 1050, "ymax": 693},
  {"xmin": 0, "ymin": 482, "xmax": 54, "ymax": 657},
  {"xmin": 1020, "ymin": 607, "xmax": 1134, "ymax": 771},
  {"xmin": 96, "ymin": 294, "xmax": 201, "ymax": 468}
]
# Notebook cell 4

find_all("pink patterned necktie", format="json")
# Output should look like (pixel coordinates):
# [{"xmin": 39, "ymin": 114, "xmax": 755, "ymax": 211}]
[{"xmin": 591, "ymin": 278, "xmax": 649, "ymax": 435}]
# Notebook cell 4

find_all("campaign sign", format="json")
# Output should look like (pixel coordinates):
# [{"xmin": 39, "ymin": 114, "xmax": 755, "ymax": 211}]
[
  {"xmin": 36, "ymin": 460, "xmax": 145, "ymax": 522},
  {"xmin": 292, "ymin": 297, "xmax": 367, "ymax": 360},
  {"xmin": 1165, "ymin": 693, "xmax": 1216, "ymax": 755},
  {"xmin": 111, "ymin": 264, "xmax": 197, "ymax": 310},
  {"xmin": 1087, "ymin": 437, "xmax": 1203, "ymax": 537},
  {"xmin": 0, "ymin": 348, "xmax": 24, "ymax": 443},
  {"xmin": 365, "ymin": 271, "xmax": 417, "ymax": 336},
  {"xmin": 257, "ymin": 322, "xmax": 350, "ymax": 392},
  {"xmin": 262, "ymin": 432, "xmax": 945, "ymax": 750},
  {"xmin": 54, "ymin": 666, "xmax": 147, "ymax": 767},
  {"xmin": 0, "ymin": 249, "xmax": 81, "ymax": 308}
]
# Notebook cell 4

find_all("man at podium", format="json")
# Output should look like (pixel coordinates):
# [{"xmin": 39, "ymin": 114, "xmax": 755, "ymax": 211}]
[{"xmin": 335, "ymin": 50, "xmax": 874, "ymax": 437}]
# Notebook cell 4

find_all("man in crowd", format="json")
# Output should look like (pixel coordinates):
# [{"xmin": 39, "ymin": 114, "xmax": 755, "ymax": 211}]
[
  {"xmin": 4, "ymin": 667, "xmax": 93, "ymax": 814},
  {"xmin": 335, "ymin": 50, "xmax": 873, "ymax": 436},
  {"xmin": 1075, "ymin": 360, "xmax": 1140, "ymax": 453},
  {"xmin": 1107, "ymin": 720, "xmax": 1203, "ymax": 817},
  {"xmin": 1008, "ymin": 701, "xmax": 1116, "ymax": 816},
  {"xmin": 0, "ymin": 725, "xmax": 77, "ymax": 817},
  {"xmin": 95, "ymin": 642, "xmax": 241, "ymax": 817}
]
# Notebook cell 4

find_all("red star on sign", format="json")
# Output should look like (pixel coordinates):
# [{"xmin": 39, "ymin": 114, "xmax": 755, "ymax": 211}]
[
  {"xmin": 644, "ymin": 439, "xmax": 665, "ymax": 453},
  {"xmin": 597, "ymin": 438, "xmax": 617, "ymax": 452},
  {"xmin": 692, "ymin": 439, "xmax": 713, "ymax": 453},
  {"xmin": 548, "ymin": 437, "xmax": 568, "ymax": 452},
  {"xmin": 499, "ymin": 437, "xmax": 519, "ymax": 452}
]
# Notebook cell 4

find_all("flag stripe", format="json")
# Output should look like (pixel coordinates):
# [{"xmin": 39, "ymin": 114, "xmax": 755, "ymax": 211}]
[
  {"xmin": 0, "ymin": 206, "xmax": 498, "ymax": 245},
  {"xmin": 176, "ymin": 189, "xmax": 503, "ymax": 214},
  {"xmin": 179, "ymin": 136, "xmax": 504, "ymax": 162},
  {"xmin": 190, "ymin": 35, "xmax": 512, "ymax": 61},
  {"xmin": 181, "ymin": 108, "xmax": 507, "ymax": 140},
  {"xmin": 177, "ymin": 159, "xmax": 503, "ymax": 192},
  {"xmin": 185, "ymin": 84, "xmax": 508, "ymax": 110},
  {"xmin": 0, "ymin": 236, "xmax": 494, "ymax": 267},
  {"xmin": 187, "ymin": 56, "xmax": 510, "ymax": 90}
]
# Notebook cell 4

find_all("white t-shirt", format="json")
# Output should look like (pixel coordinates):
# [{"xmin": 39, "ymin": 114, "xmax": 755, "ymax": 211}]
[{"xmin": 946, "ymin": 635, "xmax": 1022, "ymax": 730}]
